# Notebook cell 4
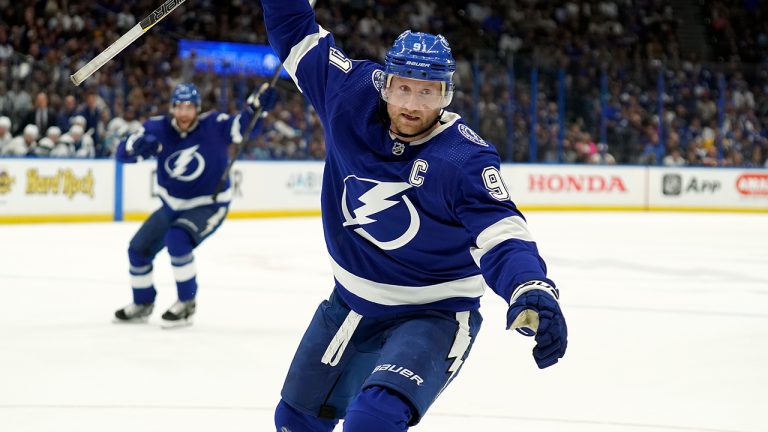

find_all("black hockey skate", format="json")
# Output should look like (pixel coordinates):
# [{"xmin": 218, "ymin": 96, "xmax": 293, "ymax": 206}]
[
  {"xmin": 114, "ymin": 303, "xmax": 154, "ymax": 323},
  {"xmin": 161, "ymin": 299, "xmax": 196, "ymax": 328}
]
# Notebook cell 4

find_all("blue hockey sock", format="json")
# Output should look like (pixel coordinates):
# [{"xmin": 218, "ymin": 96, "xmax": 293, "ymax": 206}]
[
  {"xmin": 343, "ymin": 386, "xmax": 412, "ymax": 432},
  {"xmin": 275, "ymin": 399, "xmax": 337, "ymax": 432},
  {"xmin": 128, "ymin": 247, "xmax": 155, "ymax": 304},
  {"xmin": 165, "ymin": 228, "xmax": 197, "ymax": 301}
]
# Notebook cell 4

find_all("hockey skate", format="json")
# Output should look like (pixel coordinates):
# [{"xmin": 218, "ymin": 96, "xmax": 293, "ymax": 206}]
[
  {"xmin": 161, "ymin": 299, "xmax": 196, "ymax": 328},
  {"xmin": 113, "ymin": 303, "xmax": 154, "ymax": 323}
]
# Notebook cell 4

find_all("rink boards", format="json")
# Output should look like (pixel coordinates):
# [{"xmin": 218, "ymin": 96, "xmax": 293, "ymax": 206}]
[{"xmin": 0, "ymin": 159, "xmax": 766, "ymax": 223}]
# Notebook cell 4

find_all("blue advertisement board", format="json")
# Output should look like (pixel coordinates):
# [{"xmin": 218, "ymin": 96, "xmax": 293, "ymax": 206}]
[{"xmin": 178, "ymin": 39, "xmax": 289, "ymax": 78}]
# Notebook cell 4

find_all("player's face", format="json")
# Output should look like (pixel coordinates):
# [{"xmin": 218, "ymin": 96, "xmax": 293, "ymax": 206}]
[
  {"xmin": 172, "ymin": 102, "xmax": 198, "ymax": 130},
  {"xmin": 385, "ymin": 76, "xmax": 443, "ymax": 141}
]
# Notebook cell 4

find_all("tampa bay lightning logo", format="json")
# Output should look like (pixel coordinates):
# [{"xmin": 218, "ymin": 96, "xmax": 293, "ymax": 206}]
[
  {"xmin": 164, "ymin": 145, "xmax": 205, "ymax": 181},
  {"xmin": 372, "ymin": 69, "xmax": 385, "ymax": 92},
  {"xmin": 458, "ymin": 124, "xmax": 487, "ymax": 146},
  {"xmin": 341, "ymin": 175, "xmax": 420, "ymax": 250}
]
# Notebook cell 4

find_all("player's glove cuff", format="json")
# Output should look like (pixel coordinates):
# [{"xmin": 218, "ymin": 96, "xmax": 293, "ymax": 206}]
[
  {"xmin": 507, "ymin": 280, "xmax": 559, "ymax": 336},
  {"xmin": 509, "ymin": 280, "xmax": 559, "ymax": 306}
]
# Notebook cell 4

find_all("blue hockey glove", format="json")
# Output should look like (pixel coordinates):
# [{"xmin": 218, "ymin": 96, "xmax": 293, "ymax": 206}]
[
  {"xmin": 247, "ymin": 83, "xmax": 278, "ymax": 117},
  {"xmin": 129, "ymin": 133, "xmax": 161, "ymax": 159},
  {"xmin": 506, "ymin": 281, "xmax": 567, "ymax": 369}
]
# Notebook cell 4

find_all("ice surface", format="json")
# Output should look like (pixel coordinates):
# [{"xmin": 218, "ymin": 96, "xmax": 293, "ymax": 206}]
[{"xmin": 1, "ymin": 212, "xmax": 766, "ymax": 431}]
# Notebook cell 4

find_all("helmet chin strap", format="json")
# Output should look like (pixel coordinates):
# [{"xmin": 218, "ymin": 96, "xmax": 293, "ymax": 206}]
[{"xmin": 389, "ymin": 109, "xmax": 444, "ymax": 140}]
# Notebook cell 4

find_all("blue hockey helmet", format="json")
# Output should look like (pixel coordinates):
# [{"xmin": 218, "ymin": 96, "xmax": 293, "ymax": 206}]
[
  {"xmin": 171, "ymin": 83, "xmax": 201, "ymax": 111},
  {"xmin": 379, "ymin": 30, "xmax": 456, "ymax": 109}
]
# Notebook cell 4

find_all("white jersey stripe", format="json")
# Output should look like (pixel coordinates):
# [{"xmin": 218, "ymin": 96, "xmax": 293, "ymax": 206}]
[
  {"xmin": 470, "ymin": 215, "xmax": 534, "ymax": 265},
  {"xmin": 283, "ymin": 26, "xmax": 330, "ymax": 93},
  {"xmin": 156, "ymin": 185, "xmax": 232, "ymax": 211},
  {"xmin": 330, "ymin": 257, "xmax": 485, "ymax": 306}
]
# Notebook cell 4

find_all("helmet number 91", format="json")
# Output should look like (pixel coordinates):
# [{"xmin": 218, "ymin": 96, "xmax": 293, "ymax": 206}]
[{"xmin": 482, "ymin": 167, "xmax": 510, "ymax": 201}]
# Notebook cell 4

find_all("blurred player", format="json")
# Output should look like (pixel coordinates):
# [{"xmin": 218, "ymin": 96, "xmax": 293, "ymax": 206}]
[
  {"xmin": 260, "ymin": 1, "xmax": 568, "ymax": 431},
  {"xmin": 113, "ymin": 82, "xmax": 277, "ymax": 328}
]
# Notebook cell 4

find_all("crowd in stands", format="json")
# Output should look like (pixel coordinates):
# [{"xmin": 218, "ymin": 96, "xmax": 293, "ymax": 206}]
[{"xmin": 0, "ymin": 0, "xmax": 766, "ymax": 167}]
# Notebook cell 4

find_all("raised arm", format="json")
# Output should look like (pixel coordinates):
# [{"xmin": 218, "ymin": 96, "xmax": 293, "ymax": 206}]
[{"xmin": 260, "ymin": 0, "xmax": 346, "ymax": 121}]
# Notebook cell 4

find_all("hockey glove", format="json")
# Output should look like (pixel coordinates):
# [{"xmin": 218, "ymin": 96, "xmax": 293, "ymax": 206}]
[
  {"xmin": 247, "ymin": 83, "xmax": 278, "ymax": 117},
  {"xmin": 130, "ymin": 134, "xmax": 161, "ymax": 159},
  {"xmin": 506, "ymin": 281, "xmax": 567, "ymax": 369}
]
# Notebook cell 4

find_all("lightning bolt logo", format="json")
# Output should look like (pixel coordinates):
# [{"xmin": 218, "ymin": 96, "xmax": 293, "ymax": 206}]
[
  {"xmin": 341, "ymin": 176, "xmax": 420, "ymax": 250},
  {"xmin": 164, "ymin": 145, "xmax": 205, "ymax": 181},
  {"xmin": 343, "ymin": 181, "xmax": 411, "ymax": 226},
  {"xmin": 439, "ymin": 311, "xmax": 472, "ymax": 396}
]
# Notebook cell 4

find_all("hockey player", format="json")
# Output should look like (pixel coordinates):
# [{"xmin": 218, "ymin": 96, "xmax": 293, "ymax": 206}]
[
  {"xmin": 113, "ymin": 82, "xmax": 277, "ymax": 327},
  {"xmin": 260, "ymin": 1, "xmax": 568, "ymax": 431}
]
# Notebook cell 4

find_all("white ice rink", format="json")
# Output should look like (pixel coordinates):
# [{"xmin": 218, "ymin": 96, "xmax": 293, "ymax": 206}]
[{"xmin": 1, "ymin": 212, "xmax": 766, "ymax": 432}]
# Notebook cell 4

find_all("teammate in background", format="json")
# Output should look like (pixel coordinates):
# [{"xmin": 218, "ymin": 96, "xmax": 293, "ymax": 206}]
[
  {"xmin": 113, "ymin": 82, "xmax": 277, "ymax": 328},
  {"xmin": 261, "ymin": 2, "xmax": 568, "ymax": 430}
]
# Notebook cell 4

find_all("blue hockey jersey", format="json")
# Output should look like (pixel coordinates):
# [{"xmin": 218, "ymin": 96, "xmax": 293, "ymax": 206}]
[
  {"xmin": 116, "ymin": 110, "xmax": 252, "ymax": 211},
  {"xmin": 262, "ymin": 0, "xmax": 553, "ymax": 316}
]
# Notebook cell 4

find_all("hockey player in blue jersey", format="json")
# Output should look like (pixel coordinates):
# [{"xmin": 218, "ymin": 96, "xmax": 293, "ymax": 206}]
[
  {"xmin": 113, "ymin": 82, "xmax": 277, "ymax": 328},
  {"xmin": 261, "ymin": 1, "xmax": 568, "ymax": 430}
]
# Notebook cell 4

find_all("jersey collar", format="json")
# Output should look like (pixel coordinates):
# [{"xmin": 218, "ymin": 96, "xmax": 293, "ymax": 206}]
[
  {"xmin": 389, "ymin": 111, "xmax": 461, "ymax": 146},
  {"xmin": 171, "ymin": 117, "xmax": 200, "ymax": 137}
]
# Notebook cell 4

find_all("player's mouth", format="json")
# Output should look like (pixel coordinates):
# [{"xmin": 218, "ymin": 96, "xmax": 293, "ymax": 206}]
[{"xmin": 401, "ymin": 113, "xmax": 419, "ymax": 122}]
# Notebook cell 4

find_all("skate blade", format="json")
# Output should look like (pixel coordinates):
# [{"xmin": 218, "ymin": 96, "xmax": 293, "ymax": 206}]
[
  {"xmin": 112, "ymin": 316, "xmax": 150, "ymax": 324},
  {"xmin": 160, "ymin": 317, "xmax": 194, "ymax": 329}
]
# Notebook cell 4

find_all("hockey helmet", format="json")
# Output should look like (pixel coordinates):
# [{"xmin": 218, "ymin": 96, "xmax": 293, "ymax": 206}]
[
  {"xmin": 171, "ymin": 83, "xmax": 201, "ymax": 111},
  {"xmin": 46, "ymin": 126, "xmax": 62, "ymax": 138},
  {"xmin": 23, "ymin": 124, "xmax": 39, "ymax": 138},
  {"xmin": 378, "ymin": 30, "xmax": 456, "ymax": 109}
]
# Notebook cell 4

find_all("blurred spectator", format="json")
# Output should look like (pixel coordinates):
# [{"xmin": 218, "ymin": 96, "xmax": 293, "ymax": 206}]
[
  {"xmin": 0, "ymin": 0, "xmax": 765, "ymax": 167},
  {"xmin": 50, "ymin": 134, "xmax": 74, "ymax": 158},
  {"xmin": 18, "ymin": 92, "xmax": 56, "ymax": 136},
  {"xmin": 0, "ymin": 116, "xmax": 12, "ymax": 152},
  {"xmin": 63, "ymin": 124, "xmax": 95, "ymax": 158},
  {"xmin": 662, "ymin": 148, "xmax": 687, "ymax": 166},
  {"xmin": 78, "ymin": 90, "xmax": 106, "ymax": 153},
  {"xmin": 589, "ymin": 143, "xmax": 617, "ymax": 164},
  {"xmin": 0, "ymin": 82, "xmax": 12, "ymax": 115},
  {"xmin": 57, "ymin": 95, "xmax": 79, "ymax": 131},
  {"xmin": 30, "ymin": 136, "xmax": 54, "ymax": 157},
  {"xmin": 2, "ymin": 124, "xmax": 38, "ymax": 156}
]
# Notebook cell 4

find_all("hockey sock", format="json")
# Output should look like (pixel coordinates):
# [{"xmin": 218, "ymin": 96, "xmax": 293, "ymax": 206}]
[
  {"xmin": 274, "ymin": 399, "xmax": 337, "ymax": 432},
  {"xmin": 128, "ymin": 247, "xmax": 156, "ymax": 304},
  {"xmin": 165, "ymin": 227, "xmax": 197, "ymax": 301},
  {"xmin": 343, "ymin": 386, "xmax": 412, "ymax": 432}
]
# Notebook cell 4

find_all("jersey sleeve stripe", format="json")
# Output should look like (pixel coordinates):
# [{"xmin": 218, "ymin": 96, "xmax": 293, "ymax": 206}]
[
  {"xmin": 470, "ymin": 215, "xmax": 534, "ymax": 265},
  {"xmin": 230, "ymin": 113, "xmax": 243, "ymax": 144},
  {"xmin": 330, "ymin": 257, "xmax": 486, "ymax": 306},
  {"xmin": 283, "ymin": 26, "xmax": 330, "ymax": 93}
]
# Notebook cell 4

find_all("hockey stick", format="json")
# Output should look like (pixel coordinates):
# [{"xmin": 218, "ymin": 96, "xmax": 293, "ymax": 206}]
[
  {"xmin": 211, "ymin": 0, "xmax": 318, "ymax": 202},
  {"xmin": 70, "ymin": 0, "xmax": 187, "ymax": 86},
  {"xmin": 211, "ymin": 66, "xmax": 282, "ymax": 202}
]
